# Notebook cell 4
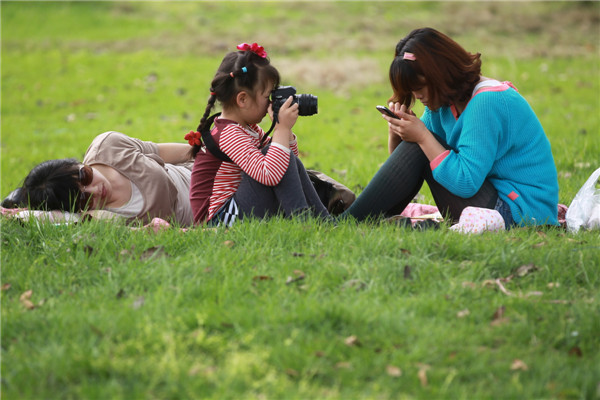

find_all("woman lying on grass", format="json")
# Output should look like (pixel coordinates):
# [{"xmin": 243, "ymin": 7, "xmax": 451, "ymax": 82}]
[
  {"xmin": 2, "ymin": 131, "xmax": 194, "ymax": 226},
  {"xmin": 342, "ymin": 27, "xmax": 559, "ymax": 229}
]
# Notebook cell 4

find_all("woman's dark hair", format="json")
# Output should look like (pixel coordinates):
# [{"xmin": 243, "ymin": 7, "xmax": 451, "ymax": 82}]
[
  {"xmin": 7, "ymin": 158, "xmax": 83, "ymax": 211},
  {"xmin": 190, "ymin": 49, "xmax": 280, "ymax": 158},
  {"xmin": 389, "ymin": 27, "xmax": 482, "ymax": 110}
]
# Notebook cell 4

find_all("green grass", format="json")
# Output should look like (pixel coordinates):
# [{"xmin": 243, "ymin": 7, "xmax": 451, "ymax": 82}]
[{"xmin": 2, "ymin": 2, "xmax": 599, "ymax": 399}]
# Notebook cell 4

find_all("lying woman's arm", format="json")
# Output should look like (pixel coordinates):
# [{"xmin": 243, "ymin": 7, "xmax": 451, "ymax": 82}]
[
  {"xmin": 6, "ymin": 209, "xmax": 122, "ymax": 224},
  {"xmin": 157, "ymin": 143, "xmax": 193, "ymax": 164}
]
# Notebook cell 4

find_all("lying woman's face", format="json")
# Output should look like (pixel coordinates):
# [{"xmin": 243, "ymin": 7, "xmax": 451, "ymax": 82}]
[{"xmin": 78, "ymin": 165, "xmax": 113, "ymax": 211}]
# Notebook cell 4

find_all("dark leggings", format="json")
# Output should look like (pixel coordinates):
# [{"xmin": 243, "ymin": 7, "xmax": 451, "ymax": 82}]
[
  {"xmin": 233, "ymin": 148, "xmax": 330, "ymax": 220},
  {"xmin": 342, "ymin": 139, "xmax": 498, "ymax": 223}
]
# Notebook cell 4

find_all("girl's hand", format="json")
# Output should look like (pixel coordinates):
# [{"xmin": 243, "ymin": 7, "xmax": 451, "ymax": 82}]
[
  {"xmin": 271, "ymin": 96, "xmax": 298, "ymax": 147},
  {"xmin": 275, "ymin": 96, "xmax": 299, "ymax": 131}
]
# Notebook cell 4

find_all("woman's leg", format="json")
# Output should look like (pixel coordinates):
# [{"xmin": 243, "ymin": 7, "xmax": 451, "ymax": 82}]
[
  {"xmin": 424, "ymin": 168, "xmax": 498, "ymax": 223},
  {"xmin": 342, "ymin": 141, "xmax": 429, "ymax": 221},
  {"xmin": 342, "ymin": 138, "xmax": 499, "ymax": 224}
]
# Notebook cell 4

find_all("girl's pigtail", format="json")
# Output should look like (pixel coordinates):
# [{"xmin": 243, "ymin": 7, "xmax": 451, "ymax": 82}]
[{"xmin": 189, "ymin": 92, "xmax": 217, "ymax": 158}]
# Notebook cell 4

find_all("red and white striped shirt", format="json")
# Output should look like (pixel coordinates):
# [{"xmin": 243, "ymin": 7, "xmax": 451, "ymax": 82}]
[{"xmin": 190, "ymin": 117, "xmax": 298, "ymax": 224}]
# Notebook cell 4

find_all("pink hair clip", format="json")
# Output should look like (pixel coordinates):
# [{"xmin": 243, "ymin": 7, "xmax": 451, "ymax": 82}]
[
  {"xmin": 403, "ymin": 52, "xmax": 416, "ymax": 61},
  {"xmin": 236, "ymin": 42, "xmax": 267, "ymax": 58}
]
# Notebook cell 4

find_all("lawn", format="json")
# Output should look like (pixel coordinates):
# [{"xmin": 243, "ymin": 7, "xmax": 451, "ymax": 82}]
[{"xmin": 1, "ymin": 2, "xmax": 599, "ymax": 399}]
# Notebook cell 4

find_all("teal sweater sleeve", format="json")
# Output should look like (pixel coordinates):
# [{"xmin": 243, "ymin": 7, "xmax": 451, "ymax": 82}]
[{"xmin": 423, "ymin": 88, "xmax": 559, "ymax": 226}]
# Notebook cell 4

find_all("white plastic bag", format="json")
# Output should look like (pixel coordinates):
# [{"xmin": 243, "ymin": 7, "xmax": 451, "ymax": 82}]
[{"xmin": 565, "ymin": 167, "xmax": 600, "ymax": 233}]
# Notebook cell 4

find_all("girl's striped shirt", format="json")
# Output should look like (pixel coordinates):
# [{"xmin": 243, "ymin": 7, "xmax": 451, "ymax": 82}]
[{"xmin": 190, "ymin": 117, "xmax": 298, "ymax": 223}]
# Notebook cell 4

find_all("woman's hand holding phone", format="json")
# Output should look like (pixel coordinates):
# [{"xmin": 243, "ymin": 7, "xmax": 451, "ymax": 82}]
[{"xmin": 376, "ymin": 105, "xmax": 401, "ymax": 119}]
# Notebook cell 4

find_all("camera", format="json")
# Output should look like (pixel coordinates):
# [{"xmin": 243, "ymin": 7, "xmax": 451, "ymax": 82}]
[{"xmin": 271, "ymin": 86, "xmax": 318, "ymax": 121}]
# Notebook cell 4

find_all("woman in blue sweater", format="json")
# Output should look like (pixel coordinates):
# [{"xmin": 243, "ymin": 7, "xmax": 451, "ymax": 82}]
[{"xmin": 343, "ymin": 28, "xmax": 559, "ymax": 227}]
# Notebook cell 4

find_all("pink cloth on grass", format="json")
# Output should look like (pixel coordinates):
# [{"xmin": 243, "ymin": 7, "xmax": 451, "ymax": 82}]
[{"xmin": 449, "ymin": 206, "xmax": 505, "ymax": 234}]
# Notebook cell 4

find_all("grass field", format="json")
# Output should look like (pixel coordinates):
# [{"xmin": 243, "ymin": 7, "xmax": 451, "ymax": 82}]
[{"xmin": 1, "ymin": 2, "xmax": 599, "ymax": 399}]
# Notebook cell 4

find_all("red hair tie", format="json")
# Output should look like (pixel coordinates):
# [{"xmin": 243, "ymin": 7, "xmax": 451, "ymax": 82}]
[
  {"xmin": 236, "ymin": 42, "xmax": 267, "ymax": 58},
  {"xmin": 184, "ymin": 131, "xmax": 202, "ymax": 146}
]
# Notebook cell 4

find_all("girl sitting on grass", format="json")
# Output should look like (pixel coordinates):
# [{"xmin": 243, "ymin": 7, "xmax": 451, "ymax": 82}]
[
  {"xmin": 2, "ymin": 131, "xmax": 194, "ymax": 226},
  {"xmin": 188, "ymin": 42, "xmax": 329, "ymax": 226},
  {"xmin": 342, "ymin": 27, "xmax": 559, "ymax": 228}
]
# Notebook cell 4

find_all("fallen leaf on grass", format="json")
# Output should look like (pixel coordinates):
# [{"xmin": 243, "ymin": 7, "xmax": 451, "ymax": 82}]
[
  {"xmin": 565, "ymin": 237, "xmax": 585, "ymax": 244},
  {"xmin": 490, "ymin": 305, "xmax": 510, "ymax": 326},
  {"xmin": 417, "ymin": 363, "xmax": 430, "ymax": 387},
  {"xmin": 515, "ymin": 263, "xmax": 538, "ymax": 277},
  {"xmin": 386, "ymin": 365, "xmax": 402, "ymax": 377},
  {"xmin": 568, "ymin": 346, "xmax": 583, "ymax": 357},
  {"xmin": 525, "ymin": 291, "xmax": 544, "ymax": 298},
  {"xmin": 532, "ymin": 241, "xmax": 547, "ymax": 248},
  {"xmin": 223, "ymin": 240, "xmax": 235, "ymax": 248},
  {"xmin": 118, "ymin": 246, "xmax": 135, "ymax": 257},
  {"xmin": 344, "ymin": 335, "xmax": 361, "ymax": 347},
  {"xmin": 285, "ymin": 368, "xmax": 299, "ymax": 377},
  {"xmin": 510, "ymin": 359, "xmax": 528, "ymax": 371},
  {"xmin": 140, "ymin": 246, "xmax": 166, "ymax": 261},
  {"xmin": 1, "ymin": 283, "xmax": 11, "ymax": 291},
  {"xmin": 285, "ymin": 270, "xmax": 306, "ymax": 285},
  {"xmin": 456, "ymin": 309, "xmax": 470, "ymax": 318},
  {"xmin": 252, "ymin": 275, "xmax": 273, "ymax": 281},
  {"xmin": 482, "ymin": 280, "xmax": 496, "ymax": 288},
  {"xmin": 335, "ymin": 361, "xmax": 352, "ymax": 369},
  {"xmin": 19, "ymin": 290, "xmax": 35, "ymax": 310},
  {"xmin": 492, "ymin": 305, "xmax": 505, "ymax": 319},
  {"xmin": 494, "ymin": 279, "xmax": 513, "ymax": 296}
]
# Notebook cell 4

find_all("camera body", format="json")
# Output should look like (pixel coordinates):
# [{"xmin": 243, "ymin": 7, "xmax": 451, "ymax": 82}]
[{"xmin": 271, "ymin": 86, "xmax": 318, "ymax": 121}]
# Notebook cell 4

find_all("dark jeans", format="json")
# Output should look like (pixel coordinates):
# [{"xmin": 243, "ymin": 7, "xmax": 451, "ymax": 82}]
[
  {"xmin": 342, "ymin": 139, "xmax": 501, "ymax": 224},
  {"xmin": 233, "ymin": 147, "xmax": 330, "ymax": 220}
]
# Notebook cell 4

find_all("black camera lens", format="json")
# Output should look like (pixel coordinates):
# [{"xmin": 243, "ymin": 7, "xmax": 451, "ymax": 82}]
[
  {"xmin": 296, "ymin": 94, "xmax": 318, "ymax": 116},
  {"xmin": 271, "ymin": 86, "xmax": 318, "ymax": 121}
]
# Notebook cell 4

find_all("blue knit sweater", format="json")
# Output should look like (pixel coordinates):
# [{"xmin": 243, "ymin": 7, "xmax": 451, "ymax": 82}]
[{"xmin": 422, "ymin": 84, "xmax": 559, "ymax": 226}]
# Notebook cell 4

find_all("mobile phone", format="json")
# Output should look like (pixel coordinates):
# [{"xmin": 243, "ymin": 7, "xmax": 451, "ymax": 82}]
[{"xmin": 376, "ymin": 105, "xmax": 400, "ymax": 119}]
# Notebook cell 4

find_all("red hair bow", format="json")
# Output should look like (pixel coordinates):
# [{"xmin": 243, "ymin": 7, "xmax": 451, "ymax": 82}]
[
  {"xmin": 236, "ymin": 42, "xmax": 267, "ymax": 58},
  {"xmin": 184, "ymin": 131, "xmax": 202, "ymax": 146}
]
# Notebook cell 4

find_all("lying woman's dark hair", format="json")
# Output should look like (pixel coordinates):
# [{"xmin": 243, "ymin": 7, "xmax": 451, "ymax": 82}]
[{"xmin": 3, "ymin": 158, "xmax": 83, "ymax": 211}]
